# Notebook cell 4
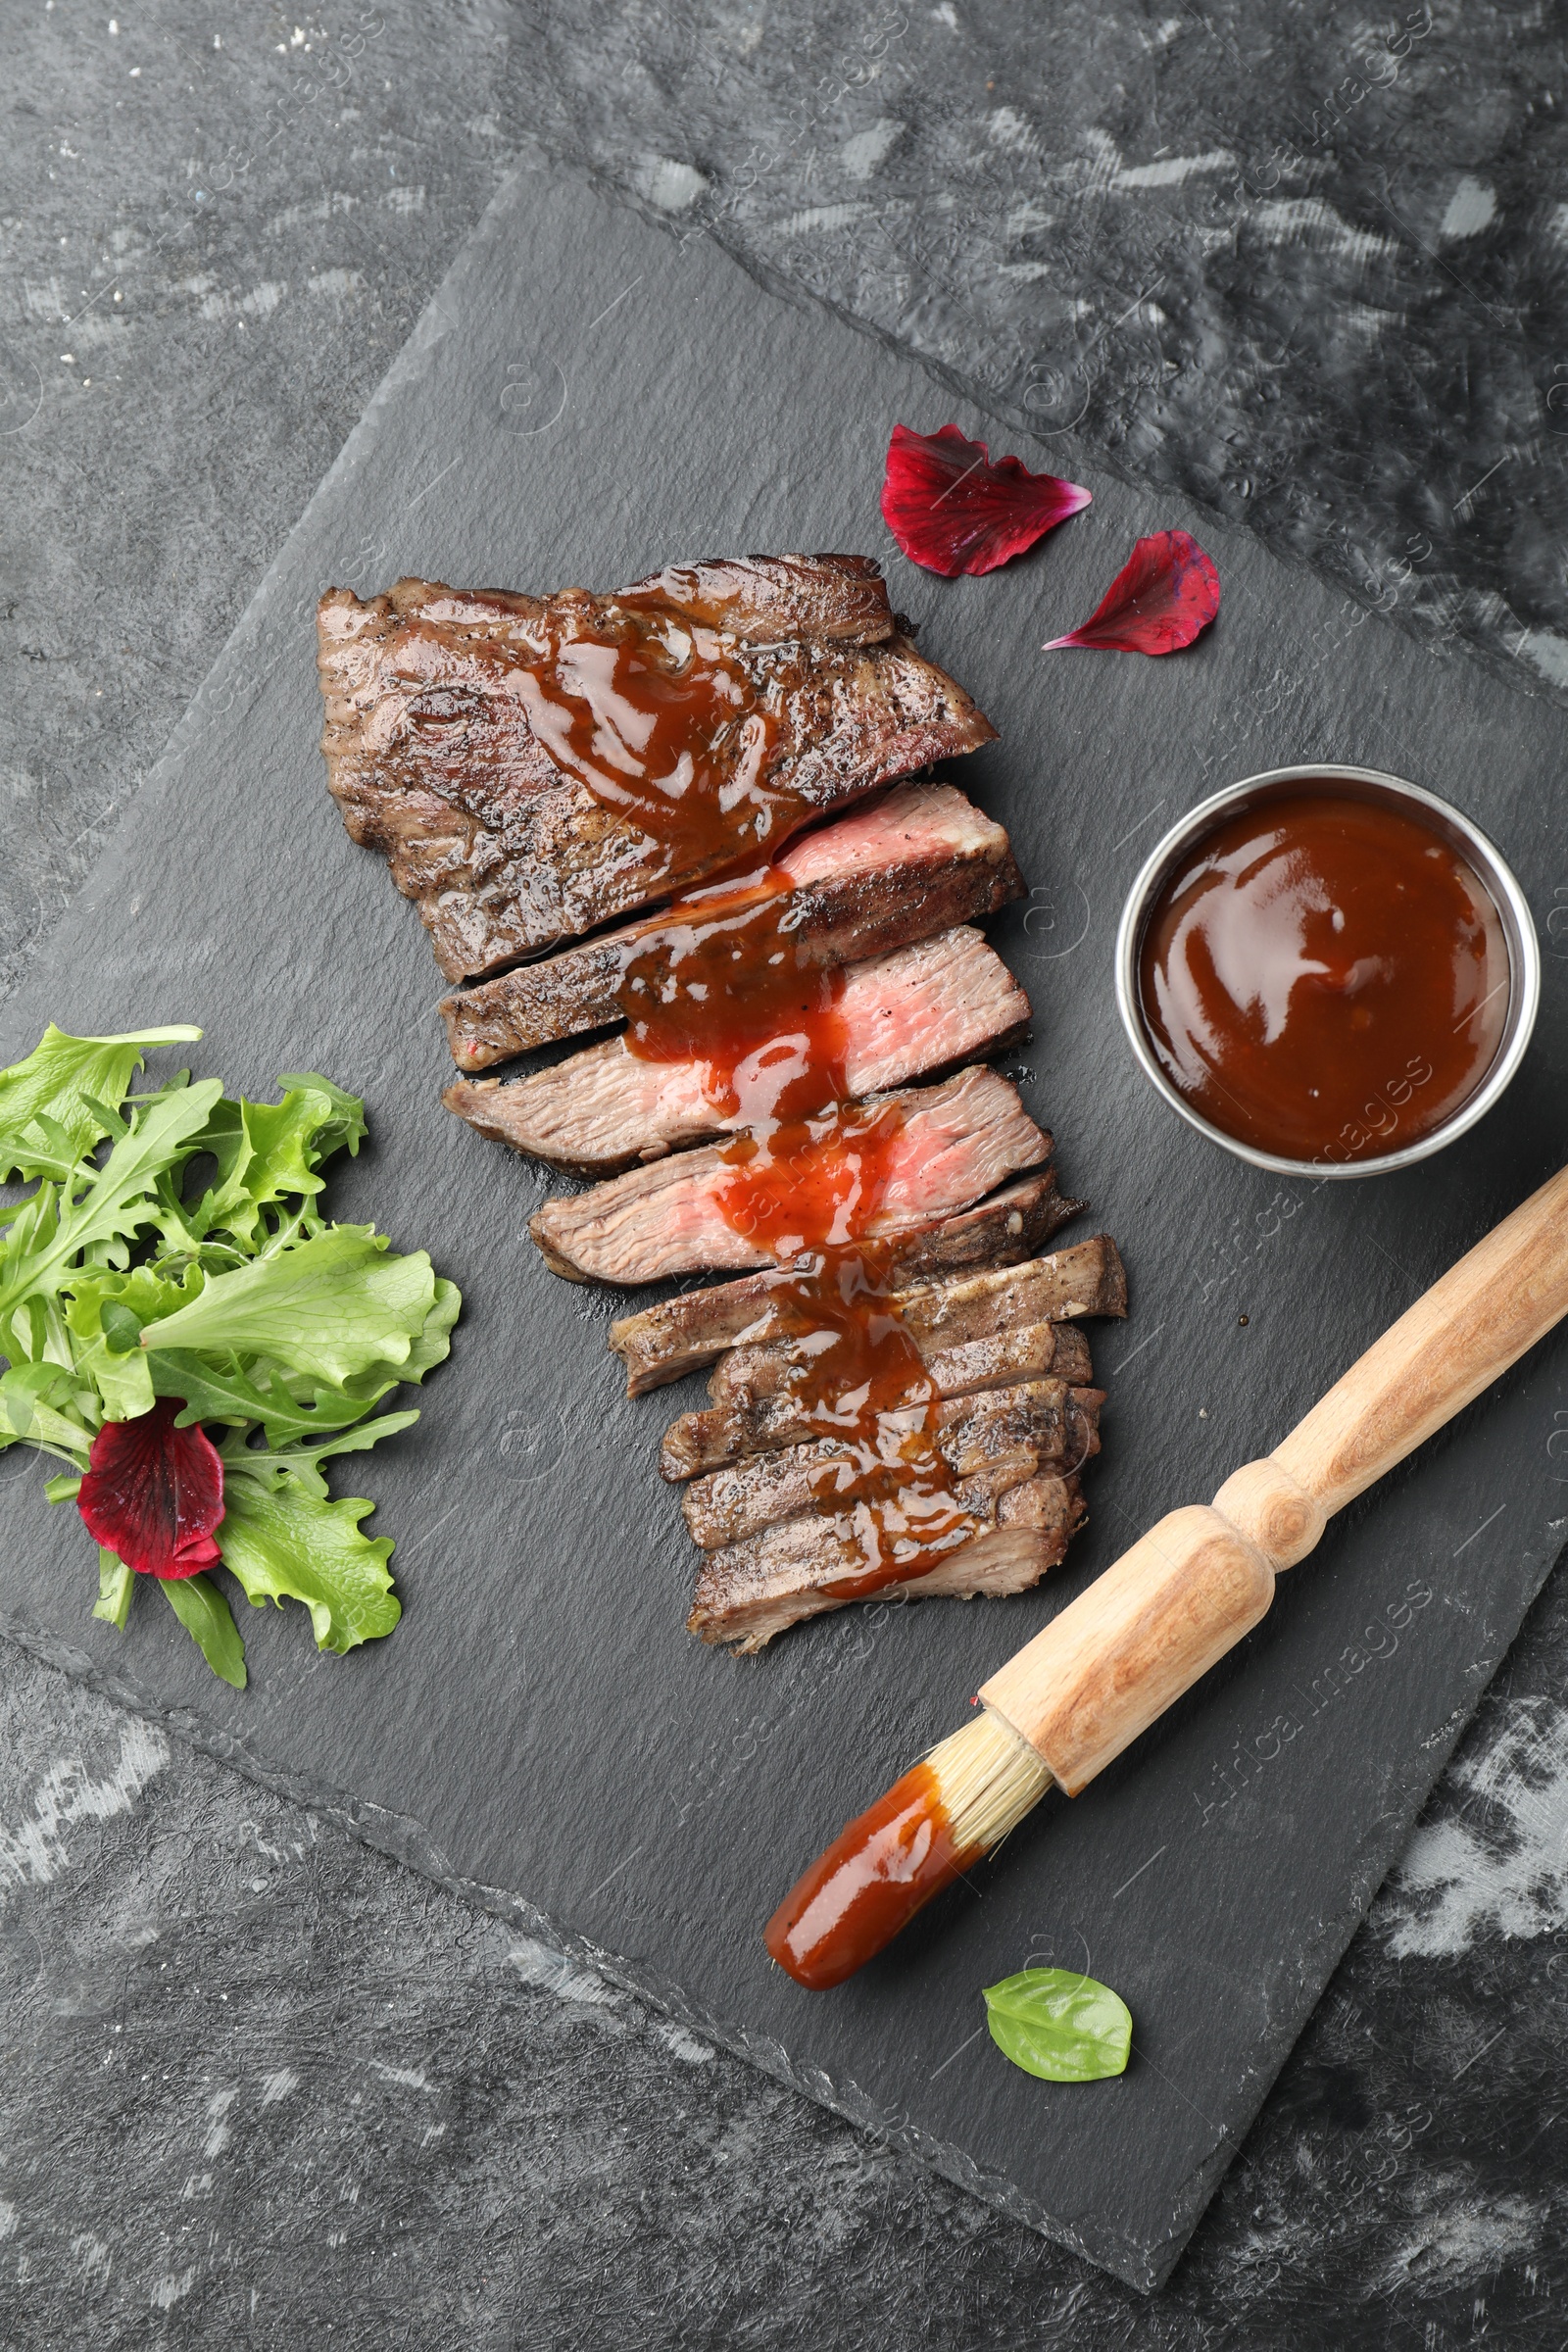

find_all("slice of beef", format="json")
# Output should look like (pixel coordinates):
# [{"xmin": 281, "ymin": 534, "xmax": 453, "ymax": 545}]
[
  {"xmin": 439, "ymin": 781, "xmax": 1025, "ymax": 1069},
  {"xmin": 318, "ymin": 562, "xmax": 997, "ymax": 981},
  {"xmin": 442, "ymin": 926, "xmax": 1030, "ymax": 1178},
  {"xmin": 702, "ymin": 1235, "xmax": 1125, "ymax": 1415},
  {"xmin": 664, "ymin": 1324, "xmax": 1098, "ymax": 1480},
  {"xmin": 526, "ymin": 1065, "xmax": 1049, "ymax": 1287},
  {"xmin": 606, "ymin": 1168, "xmax": 1082, "ymax": 1395},
  {"xmin": 687, "ymin": 1471, "xmax": 1086, "ymax": 1651},
  {"xmin": 681, "ymin": 1378, "xmax": 1102, "ymax": 1547},
  {"xmin": 616, "ymin": 553, "xmax": 899, "ymax": 643}
]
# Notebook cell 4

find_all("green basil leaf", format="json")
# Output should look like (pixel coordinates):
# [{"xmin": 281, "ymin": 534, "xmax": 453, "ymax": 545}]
[
  {"xmin": 160, "ymin": 1572, "xmax": 247, "ymax": 1689},
  {"xmin": 0, "ymin": 1024, "xmax": 201, "ymax": 1181},
  {"xmin": 982, "ymin": 1968, "xmax": 1132, "ymax": 2083},
  {"xmin": 217, "ymin": 1471, "xmax": 400, "ymax": 1654}
]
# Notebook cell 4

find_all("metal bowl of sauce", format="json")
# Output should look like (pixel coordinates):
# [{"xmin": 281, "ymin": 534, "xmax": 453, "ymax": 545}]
[{"xmin": 1114, "ymin": 763, "xmax": 1540, "ymax": 1178}]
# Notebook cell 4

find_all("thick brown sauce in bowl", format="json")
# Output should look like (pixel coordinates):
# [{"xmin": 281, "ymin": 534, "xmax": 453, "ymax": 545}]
[{"xmin": 1137, "ymin": 787, "xmax": 1510, "ymax": 1165}]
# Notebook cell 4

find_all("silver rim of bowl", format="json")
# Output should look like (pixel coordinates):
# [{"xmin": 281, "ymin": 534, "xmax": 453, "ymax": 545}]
[{"xmin": 1112, "ymin": 762, "xmax": 1543, "ymax": 1181}]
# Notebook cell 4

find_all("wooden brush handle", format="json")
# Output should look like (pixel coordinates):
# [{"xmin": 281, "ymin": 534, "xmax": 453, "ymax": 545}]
[{"xmin": 982, "ymin": 1160, "xmax": 1568, "ymax": 1796}]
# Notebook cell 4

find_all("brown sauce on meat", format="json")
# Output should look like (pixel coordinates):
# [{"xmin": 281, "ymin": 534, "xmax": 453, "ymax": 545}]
[
  {"xmin": 506, "ymin": 601, "xmax": 789, "ymax": 875},
  {"xmin": 621, "ymin": 868, "xmax": 981, "ymax": 1595},
  {"xmin": 1138, "ymin": 787, "xmax": 1510, "ymax": 1164},
  {"xmin": 763, "ymin": 1761, "xmax": 980, "ymax": 1987}
]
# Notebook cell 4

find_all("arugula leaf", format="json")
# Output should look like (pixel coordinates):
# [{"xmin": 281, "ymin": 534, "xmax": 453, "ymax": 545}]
[
  {"xmin": 0, "ymin": 1024, "xmax": 202, "ymax": 1181},
  {"xmin": 160, "ymin": 1572, "xmax": 247, "ymax": 1688},
  {"xmin": 136, "ymin": 1225, "xmax": 435, "ymax": 1388},
  {"xmin": 217, "ymin": 1412, "xmax": 421, "ymax": 1498},
  {"xmin": 0, "ymin": 1081, "xmax": 223, "ymax": 1321},
  {"xmin": 217, "ymin": 1473, "xmax": 400, "ymax": 1653},
  {"xmin": 982, "ymin": 1969, "xmax": 1132, "ymax": 2083},
  {"xmin": 147, "ymin": 1350, "xmax": 391, "ymax": 1444},
  {"xmin": 93, "ymin": 1549, "xmax": 134, "ymax": 1628}
]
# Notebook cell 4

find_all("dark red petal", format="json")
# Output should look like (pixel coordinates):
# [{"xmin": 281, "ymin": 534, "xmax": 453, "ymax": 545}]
[
  {"xmin": 880, "ymin": 422, "xmax": 1092, "ymax": 577},
  {"xmin": 77, "ymin": 1396, "xmax": 225, "ymax": 1581},
  {"xmin": 1043, "ymin": 529, "xmax": 1221, "ymax": 655}
]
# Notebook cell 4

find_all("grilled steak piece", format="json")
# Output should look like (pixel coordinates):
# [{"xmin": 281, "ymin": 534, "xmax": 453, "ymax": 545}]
[
  {"xmin": 526, "ymin": 1066, "xmax": 1049, "ymax": 1287},
  {"xmin": 438, "ymin": 782, "xmax": 1026, "ymax": 1069},
  {"xmin": 663, "ymin": 1323, "xmax": 1098, "ymax": 1480},
  {"xmin": 318, "ymin": 561, "xmax": 996, "ymax": 982},
  {"xmin": 687, "ymin": 1470, "xmax": 1086, "ymax": 1651},
  {"xmin": 606, "ymin": 1168, "xmax": 1083, "ymax": 1395},
  {"xmin": 703, "ymin": 1237, "xmax": 1124, "ymax": 1415},
  {"xmin": 442, "ymin": 926, "xmax": 1030, "ymax": 1179},
  {"xmin": 681, "ymin": 1378, "xmax": 1102, "ymax": 1547}
]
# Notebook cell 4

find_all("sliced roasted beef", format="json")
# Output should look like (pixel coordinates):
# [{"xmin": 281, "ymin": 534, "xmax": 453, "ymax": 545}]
[
  {"xmin": 439, "ymin": 781, "xmax": 1025, "ymax": 1069},
  {"xmin": 705, "ymin": 1237, "xmax": 1125, "ymax": 1416},
  {"xmin": 687, "ymin": 1471, "xmax": 1086, "ymax": 1651},
  {"xmin": 318, "ymin": 562, "xmax": 996, "ymax": 981},
  {"xmin": 442, "ymin": 926, "xmax": 1030, "ymax": 1178},
  {"xmin": 606, "ymin": 1168, "xmax": 1082, "ymax": 1395},
  {"xmin": 664, "ymin": 1324, "xmax": 1098, "ymax": 1480},
  {"xmin": 681, "ymin": 1379, "xmax": 1102, "ymax": 1546},
  {"xmin": 526, "ymin": 1066, "xmax": 1049, "ymax": 1287}
]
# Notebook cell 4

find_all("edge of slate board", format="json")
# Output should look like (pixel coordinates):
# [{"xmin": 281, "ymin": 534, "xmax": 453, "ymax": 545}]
[{"xmin": 2, "ymin": 153, "xmax": 1564, "ymax": 2295}]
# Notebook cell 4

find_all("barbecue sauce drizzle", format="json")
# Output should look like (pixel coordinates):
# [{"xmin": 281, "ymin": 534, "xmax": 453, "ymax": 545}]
[
  {"xmin": 617, "ymin": 865, "xmax": 983, "ymax": 1597},
  {"xmin": 504, "ymin": 597, "xmax": 800, "ymax": 880}
]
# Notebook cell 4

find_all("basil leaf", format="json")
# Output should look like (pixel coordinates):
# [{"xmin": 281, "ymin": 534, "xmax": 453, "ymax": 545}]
[
  {"xmin": 160, "ymin": 1571, "xmax": 247, "ymax": 1689},
  {"xmin": 982, "ymin": 1968, "xmax": 1132, "ymax": 2083},
  {"xmin": 0, "ymin": 1024, "xmax": 201, "ymax": 1181}
]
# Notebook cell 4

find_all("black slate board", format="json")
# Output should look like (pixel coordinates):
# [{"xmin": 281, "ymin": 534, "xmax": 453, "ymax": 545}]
[{"xmin": 2, "ymin": 161, "xmax": 1565, "ymax": 2293}]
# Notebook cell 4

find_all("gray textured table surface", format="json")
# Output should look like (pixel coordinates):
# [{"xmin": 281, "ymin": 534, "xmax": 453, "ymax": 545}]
[{"xmin": 3, "ymin": 5, "xmax": 1566, "ymax": 2344}]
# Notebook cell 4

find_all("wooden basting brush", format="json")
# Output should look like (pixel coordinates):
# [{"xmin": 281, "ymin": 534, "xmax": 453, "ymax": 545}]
[{"xmin": 766, "ymin": 1160, "xmax": 1568, "ymax": 1989}]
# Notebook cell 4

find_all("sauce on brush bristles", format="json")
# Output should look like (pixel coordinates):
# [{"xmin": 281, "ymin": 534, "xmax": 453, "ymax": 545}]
[{"xmin": 764, "ymin": 1707, "xmax": 1053, "ymax": 1987}]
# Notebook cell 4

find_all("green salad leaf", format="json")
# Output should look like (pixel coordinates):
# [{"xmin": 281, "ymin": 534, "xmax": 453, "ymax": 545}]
[
  {"xmin": 137, "ymin": 1226, "xmax": 436, "ymax": 1388},
  {"xmin": 982, "ymin": 1968, "xmax": 1133, "ymax": 2082},
  {"xmin": 160, "ymin": 1572, "xmax": 248, "ymax": 1688},
  {"xmin": 0, "ymin": 1024, "xmax": 460, "ymax": 1687},
  {"xmin": 0, "ymin": 1023, "xmax": 202, "ymax": 1181},
  {"xmin": 218, "ymin": 1473, "xmax": 400, "ymax": 1654}
]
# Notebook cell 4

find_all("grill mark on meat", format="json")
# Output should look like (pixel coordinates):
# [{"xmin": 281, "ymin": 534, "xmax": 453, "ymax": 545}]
[
  {"xmin": 681, "ymin": 1378, "xmax": 1102, "ymax": 1546},
  {"xmin": 687, "ymin": 1470, "xmax": 1086, "ymax": 1651},
  {"xmin": 606, "ymin": 1169, "xmax": 1082, "ymax": 1395},
  {"xmin": 663, "ymin": 1325, "xmax": 1098, "ymax": 1481},
  {"xmin": 438, "ymin": 781, "xmax": 1025, "ymax": 1069},
  {"xmin": 525, "ymin": 1065, "xmax": 1049, "ymax": 1287},
  {"xmin": 441, "ymin": 926, "xmax": 1030, "ymax": 1178},
  {"xmin": 318, "ymin": 562, "xmax": 997, "ymax": 981}
]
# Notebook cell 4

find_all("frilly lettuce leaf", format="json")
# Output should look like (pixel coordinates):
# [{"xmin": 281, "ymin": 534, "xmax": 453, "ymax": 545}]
[
  {"xmin": 217, "ymin": 1472, "xmax": 400, "ymax": 1654},
  {"xmin": 180, "ymin": 1077, "xmax": 369, "ymax": 1250},
  {"xmin": 135, "ymin": 1225, "xmax": 436, "ymax": 1388},
  {"xmin": 0, "ymin": 1024, "xmax": 202, "ymax": 1181}
]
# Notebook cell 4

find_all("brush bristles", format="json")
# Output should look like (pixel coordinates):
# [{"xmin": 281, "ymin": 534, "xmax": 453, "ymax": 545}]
[{"xmin": 925, "ymin": 1706, "xmax": 1053, "ymax": 1853}]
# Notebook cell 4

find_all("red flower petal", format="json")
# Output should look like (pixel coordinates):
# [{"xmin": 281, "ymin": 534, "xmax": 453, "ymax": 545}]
[
  {"xmin": 1044, "ymin": 529, "xmax": 1220, "ymax": 655},
  {"xmin": 880, "ymin": 422, "xmax": 1092, "ymax": 577},
  {"xmin": 77, "ymin": 1397, "xmax": 225, "ymax": 1581}
]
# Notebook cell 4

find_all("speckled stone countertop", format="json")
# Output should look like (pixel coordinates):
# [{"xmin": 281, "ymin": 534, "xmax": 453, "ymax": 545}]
[{"xmin": 3, "ymin": 5, "xmax": 1567, "ymax": 2344}]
